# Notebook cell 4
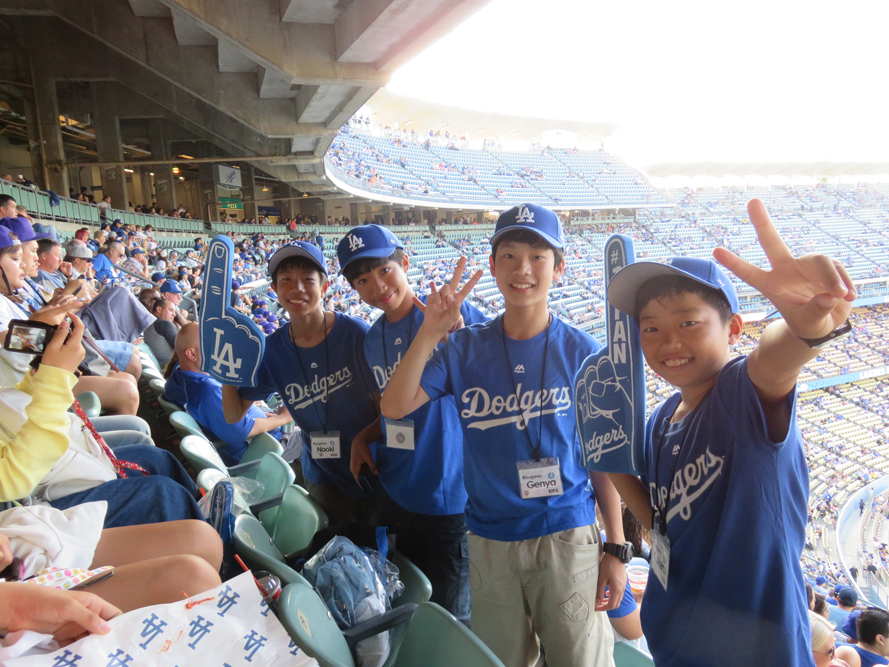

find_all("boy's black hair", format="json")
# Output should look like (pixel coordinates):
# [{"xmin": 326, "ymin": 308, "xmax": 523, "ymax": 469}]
[
  {"xmin": 635, "ymin": 275, "xmax": 733, "ymax": 324},
  {"xmin": 271, "ymin": 255, "xmax": 327, "ymax": 284},
  {"xmin": 342, "ymin": 248, "xmax": 406, "ymax": 286},
  {"xmin": 858, "ymin": 608, "xmax": 889, "ymax": 644},
  {"xmin": 490, "ymin": 229, "xmax": 564, "ymax": 269}
]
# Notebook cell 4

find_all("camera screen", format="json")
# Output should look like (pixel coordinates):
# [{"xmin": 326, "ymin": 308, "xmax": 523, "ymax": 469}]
[{"xmin": 7, "ymin": 323, "xmax": 48, "ymax": 354}]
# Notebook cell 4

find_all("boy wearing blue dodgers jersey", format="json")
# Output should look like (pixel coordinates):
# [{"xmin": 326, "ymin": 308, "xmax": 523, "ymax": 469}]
[
  {"xmin": 221, "ymin": 241, "xmax": 379, "ymax": 524},
  {"xmin": 382, "ymin": 204, "xmax": 626, "ymax": 667},
  {"xmin": 606, "ymin": 198, "xmax": 856, "ymax": 667},
  {"xmin": 337, "ymin": 224, "xmax": 487, "ymax": 624}
]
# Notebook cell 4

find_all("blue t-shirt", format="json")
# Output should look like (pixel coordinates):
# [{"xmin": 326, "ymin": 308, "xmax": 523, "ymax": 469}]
[
  {"xmin": 841, "ymin": 645, "xmax": 889, "ymax": 667},
  {"xmin": 240, "ymin": 313, "xmax": 377, "ymax": 498},
  {"xmin": 420, "ymin": 314, "xmax": 601, "ymax": 541},
  {"xmin": 365, "ymin": 297, "xmax": 486, "ymax": 516},
  {"xmin": 91, "ymin": 253, "xmax": 118, "ymax": 284},
  {"xmin": 607, "ymin": 577, "xmax": 637, "ymax": 620},
  {"xmin": 639, "ymin": 356, "xmax": 812, "ymax": 667},
  {"xmin": 168, "ymin": 369, "xmax": 280, "ymax": 465}
]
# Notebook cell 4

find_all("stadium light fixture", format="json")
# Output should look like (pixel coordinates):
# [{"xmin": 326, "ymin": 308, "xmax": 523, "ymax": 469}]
[
  {"xmin": 124, "ymin": 168, "xmax": 134, "ymax": 173},
  {"xmin": 172, "ymin": 167, "xmax": 180, "ymax": 174}
]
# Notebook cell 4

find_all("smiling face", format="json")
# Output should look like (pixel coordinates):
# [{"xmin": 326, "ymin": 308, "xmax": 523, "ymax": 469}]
[
  {"xmin": 350, "ymin": 254, "xmax": 412, "ymax": 319},
  {"xmin": 638, "ymin": 291, "xmax": 742, "ymax": 400},
  {"xmin": 273, "ymin": 263, "xmax": 329, "ymax": 318},
  {"xmin": 489, "ymin": 240, "xmax": 564, "ymax": 313}
]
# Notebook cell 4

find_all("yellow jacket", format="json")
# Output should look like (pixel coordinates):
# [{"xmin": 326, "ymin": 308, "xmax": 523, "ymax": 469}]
[{"xmin": 0, "ymin": 365, "xmax": 76, "ymax": 502}]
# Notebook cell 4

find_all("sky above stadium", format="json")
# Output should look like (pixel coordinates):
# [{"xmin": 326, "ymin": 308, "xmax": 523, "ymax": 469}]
[{"xmin": 388, "ymin": 0, "xmax": 889, "ymax": 167}]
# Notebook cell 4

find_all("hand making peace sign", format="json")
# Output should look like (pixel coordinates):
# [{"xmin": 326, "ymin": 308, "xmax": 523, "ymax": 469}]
[
  {"xmin": 713, "ymin": 198, "xmax": 856, "ymax": 340},
  {"xmin": 414, "ymin": 255, "xmax": 483, "ymax": 339}
]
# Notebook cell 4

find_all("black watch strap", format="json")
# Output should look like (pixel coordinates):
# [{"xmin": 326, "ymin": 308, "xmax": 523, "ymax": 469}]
[
  {"xmin": 603, "ymin": 541, "xmax": 633, "ymax": 564},
  {"xmin": 798, "ymin": 319, "xmax": 852, "ymax": 349}
]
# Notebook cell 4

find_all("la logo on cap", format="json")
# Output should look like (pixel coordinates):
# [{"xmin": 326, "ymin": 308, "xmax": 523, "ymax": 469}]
[
  {"xmin": 347, "ymin": 234, "xmax": 365, "ymax": 251},
  {"xmin": 515, "ymin": 205, "xmax": 535, "ymax": 224}
]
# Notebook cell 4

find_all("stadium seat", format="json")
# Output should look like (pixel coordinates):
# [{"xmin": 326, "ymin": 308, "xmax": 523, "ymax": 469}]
[{"xmin": 613, "ymin": 642, "xmax": 654, "ymax": 666}]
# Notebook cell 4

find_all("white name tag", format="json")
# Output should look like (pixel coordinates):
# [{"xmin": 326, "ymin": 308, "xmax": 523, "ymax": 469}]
[
  {"xmin": 516, "ymin": 457, "xmax": 564, "ymax": 499},
  {"xmin": 650, "ymin": 526, "xmax": 670, "ymax": 591},
  {"xmin": 385, "ymin": 419, "xmax": 415, "ymax": 450},
  {"xmin": 310, "ymin": 431, "xmax": 340, "ymax": 459}
]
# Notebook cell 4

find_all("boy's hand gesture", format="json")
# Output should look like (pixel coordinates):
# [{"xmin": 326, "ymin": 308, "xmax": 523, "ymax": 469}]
[
  {"xmin": 414, "ymin": 256, "xmax": 482, "ymax": 338},
  {"xmin": 713, "ymin": 199, "xmax": 855, "ymax": 340}
]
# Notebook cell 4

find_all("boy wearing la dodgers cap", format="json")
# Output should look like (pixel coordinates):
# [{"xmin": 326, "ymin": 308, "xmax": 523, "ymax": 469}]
[
  {"xmin": 382, "ymin": 204, "xmax": 625, "ymax": 667},
  {"xmin": 606, "ymin": 199, "xmax": 856, "ymax": 667},
  {"xmin": 337, "ymin": 224, "xmax": 487, "ymax": 625},
  {"xmin": 221, "ymin": 240, "xmax": 380, "ymax": 525}
]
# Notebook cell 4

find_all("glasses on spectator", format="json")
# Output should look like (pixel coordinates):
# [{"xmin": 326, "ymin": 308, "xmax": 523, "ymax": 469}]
[{"xmin": 814, "ymin": 646, "xmax": 836, "ymax": 657}]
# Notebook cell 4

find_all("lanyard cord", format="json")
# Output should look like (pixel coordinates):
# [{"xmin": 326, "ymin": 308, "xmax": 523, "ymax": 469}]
[
  {"xmin": 381, "ymin": 308, "xmax": 415, "ymax": 390},
  {"xmin": 652, "ymin": 397, "xmax": 699, "ymax": 534},
  {"xmin": 290, "ymin": 312, "xmax": 331, "ymax": 433},
  {"xmin": 499, "ymin": 313, "xmax": 551, "ymax": 463}
]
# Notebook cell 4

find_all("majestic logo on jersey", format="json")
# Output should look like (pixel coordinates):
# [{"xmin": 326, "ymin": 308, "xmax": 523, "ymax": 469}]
[
  {"xmin": 346, "ymin": 234, "xmax": 365, "ymax": 252},
  {"xmin": 514, "ymin": 205, "xmax": 535, "ymax": 224},
  {"xmin": 394, "ymin": 337, "xmax": 403, "ymax": 345},
  {"xmin": 310, "ymin": 362, "xmax": 318, "ymax": 368},
  {"xmin": 460, "ymin": 384, "xmax": 572, "ymax": 431},
  {"xmin": 284, "ymin": 367, "xmax": 354, "ymax": 410},
  {"xmin": 514, "ymin": 364, "xmax": 525, "ymax": 373},
  {"xmin": 672, "ymin": 444, "xmax": 681, "ymax": 455},
  {"xmin": 649, "ymin": 447, "xmax": 724, "ymax": 525}
]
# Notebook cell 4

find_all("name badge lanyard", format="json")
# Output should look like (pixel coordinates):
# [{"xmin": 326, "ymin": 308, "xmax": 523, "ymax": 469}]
[
  {"xmin": 499, "ymin": 313, "xmax": 551, "ymax": 463},
  {"xmin": 381, "ymin": 310, "xmax": 415, "ymax": 389},
  {"xmin": 290, "ymin": 314, "xmax": 330, "ymax": 434}
]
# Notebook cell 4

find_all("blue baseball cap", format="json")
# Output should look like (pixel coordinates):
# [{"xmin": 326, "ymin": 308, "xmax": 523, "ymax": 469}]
[
  {"xmin": 151, "ymin": 271, "xmax": 165, "ymax": 282},
  {"xmin": 336, "ymin": 225, "xmax": 403, "ymax": 273},
  {"xmin": 0, "ymin": 226, "xmax": 21, "ymax": 250},
  {"xmin": 131, "ymin": 248, "xmax": 144, "ymax": 255},
  {"xmin": 490, "ymin": 204, "xmax": 563, "ymax": 250},
  {"xmin": 842, "ymin": 609, "xmax": 861, "ymax": 640},
  {"xmin": 268, "ymin": 240, "xmax": 327, "ymax": 278},
  {"xmin": 607, "ymin": 256, "xmax": 740, "ymax": 317},
  {"xmin": 0, "ymin": 216, "xmax": 51, "ymax": 242},
  {"xmin": 160, "ymin": 281, "xmax": 182, "ymax": 294}
]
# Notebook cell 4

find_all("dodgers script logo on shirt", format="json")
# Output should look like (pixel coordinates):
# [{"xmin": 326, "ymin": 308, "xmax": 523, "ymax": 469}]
[
  {"xmin": 460, "ymin": 384, "xmax": 571, "ymax": 431},
  {"xmin": 372, "ymin": 353, "xmax": 402, "ymax": 390},
  {"xmin": 515, "ymin": 205, "xmax": 535, "ymax": 224},
  {"xmin": 285, "ymin": 367, "xmax": 354, "ymax": 409},
  {"xmin": 650, "ymin": 447, "xmax": 725, "ymax": 524}
]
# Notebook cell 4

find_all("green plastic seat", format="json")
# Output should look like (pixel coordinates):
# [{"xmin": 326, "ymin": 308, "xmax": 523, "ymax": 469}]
[
  {"xmin": 158, "ymin": 393, "xmax": 183, "ymax": 416},
  {"xmin": 388, "ymin": 550, "xmax": 432, "ymax": 608},
  {"xmin": 179, "ymin": 434, "xmax": 227, "ymax": 475},
  {"xmin": 147, "ymin": 377, "xmax": 167, "ymax": 398},
  {"xmin": 613, "ymin": 642, "xmax": 654, "ymax": 667},
  {"xmin": 168, "ymin": 411, "xmax": 206, "ymax": 440},
  {"xmin": 233, "ymin": 513, "xmax": 308, "ymax": 587},
  {"xmin": 75, "ymin": 391, "xmax": 102, "ymax": 418},
  {"xmin": 264, "ymin": 484, "xmax": 329, "ymax": 558},
  {"xmin": 392, "ymin": 602, "xmax": 504, "ymax": 667},
  {"xmin": 240, "ymin": 432, "xmax": 283, "ymax": 464}
]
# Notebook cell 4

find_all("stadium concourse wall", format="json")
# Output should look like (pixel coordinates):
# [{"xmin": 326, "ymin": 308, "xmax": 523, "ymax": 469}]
[{"xmin": 837, "ymin": 476, "xmax": 889, "ymax": 608}]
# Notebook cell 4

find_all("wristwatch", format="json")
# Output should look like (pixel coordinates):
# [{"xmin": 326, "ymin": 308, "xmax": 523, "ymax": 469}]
[
  {"xmin": 798, "ymin": 319, "xmax": 852, "ymax": 349},
  {"xmin": 603, "ymin": 541, "xmax": 634, "ymax": 564}
]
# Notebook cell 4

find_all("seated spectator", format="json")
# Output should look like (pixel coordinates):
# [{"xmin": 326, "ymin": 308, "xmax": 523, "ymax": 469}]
[
  {"xmin": 137, "ymin": 287, "xmax": 160, "ymax": 312},
  {"xmin": 830, "ymin": 587, "xmax": 859, "ymax": 627},
  {"xmin": 34, "ymin": 238, "xmax": 70, "ymax": 291},
  {"xmin": 809, "ymin": 611, "xmax": 844, "ymax": 667},
  {"xmin": 159, "ymin": 280, "xmax": 190, "ymax": 325},
  {"xmin": 836, "ymin": 608, "xmax": 889, "ymax": 667},
  {"xmin": 64, "ymin": 243, "xmax": 95, "ymax": 282},
  {"xmin": 120, "ymin": 247, "xmax": 149, "ymax": 279},
  {"xmin": 165, "ymin": 323, "xmax": 291, "ymax": 465},
  {"xmin": 92, "ymin": 242, "xmax": 125, "ymax": 285},
  {"xmin": 141, "ymin": 298, "xmax": 178, "ymax": 368}
]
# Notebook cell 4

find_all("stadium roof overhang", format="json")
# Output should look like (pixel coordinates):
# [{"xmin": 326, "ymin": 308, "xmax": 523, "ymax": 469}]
[
  {"xmin": 363, "ymin": 89, "xmax": 618, "ymax": 144},
  {"xmin": 643, "ymin": 161, "xmax": 889, "ymax": 178}
]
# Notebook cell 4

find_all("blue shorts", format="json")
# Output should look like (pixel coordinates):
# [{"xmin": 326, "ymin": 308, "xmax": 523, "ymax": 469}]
[{"xmin": 95, "ymin": 340, "xmax": 134, "ymax": 372}]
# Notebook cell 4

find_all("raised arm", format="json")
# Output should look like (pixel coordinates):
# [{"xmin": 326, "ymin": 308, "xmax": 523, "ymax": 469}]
[
  {"xmin": 714, "ymin": 199, "xmax": 855, "ymax": 411},
  {"xmin": 380, "ymin": 257, "xmax": 482, "ymax": 420},
  {"xmin": 221, "ymin": 383, "xmax": 253, "ymax": 424}
]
